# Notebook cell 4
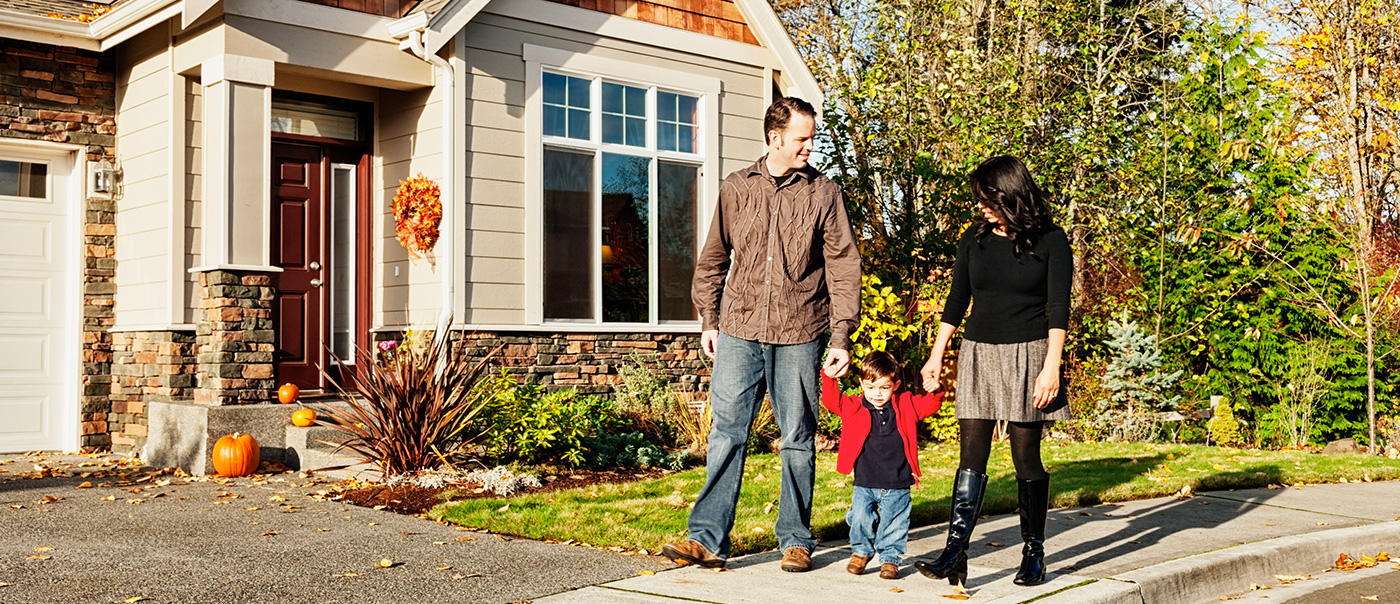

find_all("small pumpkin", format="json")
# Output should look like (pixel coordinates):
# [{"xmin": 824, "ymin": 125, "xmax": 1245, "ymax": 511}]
[
  {"xmin": 212, "ymin": 432, "xmax": 261, "ymax": 477},
  {"xmin": 291, "ymin": 409, "xmax": 316, "ymax": 427},
  {"xmin": 277, "ymin": 383, "xmax": 300, "ymax": 404}
]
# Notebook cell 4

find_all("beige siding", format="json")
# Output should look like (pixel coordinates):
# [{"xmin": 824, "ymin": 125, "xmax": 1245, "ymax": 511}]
[
  {"xmin": 456, "ymin": 13, "xmax": 768, "ymax": 324},
  {"xmin": 184, "ymin": 79, "xmax": 202, "ymax": 323},
  {"xmin": 378, "ymin": 86, "xmax": 446, "ymax": 329},
  {"xmin": 114, "ymin": 27, "xmax": 173, "ymax": 327}
]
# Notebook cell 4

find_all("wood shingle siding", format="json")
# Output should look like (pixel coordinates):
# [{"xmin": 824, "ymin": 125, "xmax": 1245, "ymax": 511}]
[{"xmin": 545, "ymin": 0, "xmax": 758, "ymax": 44}]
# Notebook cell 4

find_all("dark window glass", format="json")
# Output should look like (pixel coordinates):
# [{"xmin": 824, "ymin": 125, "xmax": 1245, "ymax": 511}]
[
  {"xmin": 601, "ymin": 153, "xmax": 651, "ymax": 323},
  {"xmin": 543, "ymin": 149, "xmax": 596, "ymax": 320},
  {"xmin": 658, "ymin": 162, "xmax": 698, "ymax": 321}
]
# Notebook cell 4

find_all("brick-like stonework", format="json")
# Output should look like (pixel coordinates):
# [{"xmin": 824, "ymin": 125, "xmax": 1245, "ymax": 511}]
[
  {"xmin": 443, "ymin": 332, "xmax": 711, "ymax": 395},
  {"xmin": 0, "ymin": 38, "xmax": 116, "ymax": 162},
  {"xmin": 194, "ymin": 271, "xmax": 277, "ymax": 405},
  {"xmin": 81, "ymin": 196, "xmax": 117, "ymax": 450},
  {"xmin": 107, "ymin": 331, "xmax": 197, "ymax": 454}
]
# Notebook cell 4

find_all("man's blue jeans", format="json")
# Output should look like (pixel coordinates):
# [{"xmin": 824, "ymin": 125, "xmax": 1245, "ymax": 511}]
[
  {"xmin": 846, "ymin": 486, "xmax": 912, "ymax": 565},
  {"xmin": 686, "ymin": 332, "xmax": 823, "ymax": 558}
]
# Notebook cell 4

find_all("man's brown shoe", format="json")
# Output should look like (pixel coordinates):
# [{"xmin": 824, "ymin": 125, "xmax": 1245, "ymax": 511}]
[
  {"xmin": 846, "ymin": 554, "xmax": 872, "ymax": 575},
  {"xmin": 879, "ymin": 563, "xmax": 899, "ymax": 579},
  {"xmin": 661, "ymin": 540, "xmax": 725, "ymax": 568},
  {"xmin": 781, "ymin": 547, "xmax": 812, "ymax": 572}
]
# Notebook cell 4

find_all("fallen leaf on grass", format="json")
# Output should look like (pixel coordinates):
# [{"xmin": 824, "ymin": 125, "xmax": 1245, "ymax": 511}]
[
  {"xmin": 763, "ymin": 501, "xmax": 775, "ymax": 515},
  {"xmin": 497, "ymin": 504, "xmax": 510, "ymax": 512}
]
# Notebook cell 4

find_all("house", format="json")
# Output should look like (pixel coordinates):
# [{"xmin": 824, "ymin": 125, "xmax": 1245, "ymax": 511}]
[{"xmin": 0, "ymin": 0, "xmax": 820, "ymax": 471}]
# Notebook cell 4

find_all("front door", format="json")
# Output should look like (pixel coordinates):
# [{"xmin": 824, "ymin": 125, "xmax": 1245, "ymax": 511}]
[{"xmin": 271, "ymin": 143, "xmax": 325, "ymax": 388}]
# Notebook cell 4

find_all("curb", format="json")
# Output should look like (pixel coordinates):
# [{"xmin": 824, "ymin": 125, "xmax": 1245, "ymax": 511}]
[{"xmin": 1034, "ymin": 521, "xmax": 1400, "ymax": 604}]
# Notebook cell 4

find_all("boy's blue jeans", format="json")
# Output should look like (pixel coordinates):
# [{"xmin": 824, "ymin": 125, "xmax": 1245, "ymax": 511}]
[
  {"xmin": 846, "ymin": 486, "xmax": 912, "ymax": 565},
  {"xmin": 686, "ymin": 332, "xmax": 823, "ymax": 558}
]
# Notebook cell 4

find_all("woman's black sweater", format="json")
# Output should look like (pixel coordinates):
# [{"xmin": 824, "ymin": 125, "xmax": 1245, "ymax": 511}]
[{"xmin": 939, "ymin": 224, "xmax": 1073, "ymax": 344}]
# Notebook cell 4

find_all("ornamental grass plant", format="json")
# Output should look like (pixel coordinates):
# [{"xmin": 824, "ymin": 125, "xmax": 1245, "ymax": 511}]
[{"xmin": 319, "ymin": 327, "xmax": 500, "ymax": 476}]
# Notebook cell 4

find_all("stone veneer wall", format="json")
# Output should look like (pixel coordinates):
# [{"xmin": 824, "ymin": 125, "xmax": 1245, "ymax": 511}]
[
  {"xmin": 193, "ymin": 270, "xmax": 277, "ymax": 405},
  {"xmin": 443, "ymin": 332, "xmax": 711, "ymax": 395},
  {"xmin": 2, "ymin": 39, "xmax": 119, "ymax": 450},
  {"xmin": 106, "ymin": 332, "xmax": 197, "ymax": 454}
]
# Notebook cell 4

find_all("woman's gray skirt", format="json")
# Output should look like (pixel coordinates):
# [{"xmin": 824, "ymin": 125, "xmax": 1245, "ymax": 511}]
[{"xmin": 955, "ymin": 338, "xmax": 1071, "ymax": 422}]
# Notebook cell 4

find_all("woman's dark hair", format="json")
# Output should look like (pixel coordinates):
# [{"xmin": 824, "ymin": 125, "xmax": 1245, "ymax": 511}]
[
  {"xmin": 970, "ymin": 155, "xmax": 1054, "ymax": 258},
  {"xmin": 857, "ymin": 350, "xmax": 901, "ymax": 383}
]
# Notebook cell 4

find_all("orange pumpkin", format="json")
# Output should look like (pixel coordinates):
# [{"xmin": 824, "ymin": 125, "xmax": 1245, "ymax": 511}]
[
  {"xmin": 212, "ymin": 432, "xmax": 261, "ymax": 477},
  {"xmin": 291, "ymin": 409, "xmax": 316, "ymax": 427},
  {"xmin": 277, "ymin": 383, "xmax": 300, "ymax": 404}
]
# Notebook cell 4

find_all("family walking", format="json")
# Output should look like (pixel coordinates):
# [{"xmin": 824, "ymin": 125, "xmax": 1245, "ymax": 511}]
[{"xmin": 660, "ymin": 97, "xmax": 1073, "ymax": 588}]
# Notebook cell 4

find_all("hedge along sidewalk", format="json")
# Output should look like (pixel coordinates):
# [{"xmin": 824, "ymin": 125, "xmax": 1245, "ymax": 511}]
[{"xmin": 429, "ymin": 441, "xmax": 1400, "ymax": 556}]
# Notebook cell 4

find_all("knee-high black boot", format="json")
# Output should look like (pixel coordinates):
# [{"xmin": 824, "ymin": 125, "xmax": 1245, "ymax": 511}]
[
  {"xmin": 1013, "ymin": 477, "xmax": 1050, "ymax": 586},
  {"xmin": 915, "ymin": 468, "xmax": 988, "ymax": 586}
]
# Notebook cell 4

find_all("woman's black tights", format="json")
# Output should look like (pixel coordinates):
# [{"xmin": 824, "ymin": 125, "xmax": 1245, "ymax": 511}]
[{"xmin": 957, "ymin": 419, "xmax": 1050, "ymax": 481}]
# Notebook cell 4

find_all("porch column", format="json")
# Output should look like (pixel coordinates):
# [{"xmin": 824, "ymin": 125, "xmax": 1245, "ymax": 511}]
[{"xmin": 200, "ymin": 54, "xmax": 274, "ymax": 268}]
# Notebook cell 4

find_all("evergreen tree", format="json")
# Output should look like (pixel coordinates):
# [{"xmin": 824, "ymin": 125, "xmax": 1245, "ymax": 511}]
[
  {"xmin": 1096, "ymin": 313, "xmax": 1184, "ymax": 440},
  {"xmin": 1210, "ymin": 397, "xmax": 1242, "ymax": 446}
]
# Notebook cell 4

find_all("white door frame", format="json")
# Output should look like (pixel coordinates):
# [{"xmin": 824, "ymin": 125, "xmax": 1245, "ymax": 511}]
[{"xmin": 0, "ymin": 139, "xmax": 84, "ymax": 453}]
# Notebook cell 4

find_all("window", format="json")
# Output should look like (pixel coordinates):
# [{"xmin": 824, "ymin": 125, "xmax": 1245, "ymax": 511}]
[
  {"xmin": 0, "ymin": 159, "xmax": 47, "ymax": 199},
  {"xmin": 539, "ymin": 68, "xmax": 703, "ymax": 325}
]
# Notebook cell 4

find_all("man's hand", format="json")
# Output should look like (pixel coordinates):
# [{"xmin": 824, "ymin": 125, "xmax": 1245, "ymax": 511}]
[
  {"xmin": 700, "ymin": 330, "xmax": 719, "ymax": 359},
  {"xmin": 823, "ymin": 348, "xmax": 850, "ymax": 378}
]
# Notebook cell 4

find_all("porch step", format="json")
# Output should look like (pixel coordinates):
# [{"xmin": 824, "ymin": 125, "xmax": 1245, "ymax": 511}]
[{"xmin": 282, "ymin": 401, "xmax": 381, "ymax": 480}]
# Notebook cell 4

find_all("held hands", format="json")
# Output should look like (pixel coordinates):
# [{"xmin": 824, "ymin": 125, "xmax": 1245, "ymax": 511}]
[
  {"xmin": 823, "ymin": 348, "xmax": 850, "ymax": 378},
  {"xmin": 1032, "ymin": 366, "xmax": 1059, "ymax": 409},
  {"xmin": 920, "ymin": 354, "xmax": 944, "ymax": 393}
]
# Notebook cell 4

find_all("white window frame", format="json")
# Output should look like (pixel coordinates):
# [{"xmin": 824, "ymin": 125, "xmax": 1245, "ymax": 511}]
[
  {"xmin": 328, "ymin": 162, "xmax": 357, "ymax": 365},
  {"xmin": 523, "ymin": 44, "xmax": 721, "ymax": 328}
]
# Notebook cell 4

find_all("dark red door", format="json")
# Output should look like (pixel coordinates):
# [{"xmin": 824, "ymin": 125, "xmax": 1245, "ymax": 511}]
[{"xmin": 271, "ymin": 143, "xmax": 326, "ymax": 389}]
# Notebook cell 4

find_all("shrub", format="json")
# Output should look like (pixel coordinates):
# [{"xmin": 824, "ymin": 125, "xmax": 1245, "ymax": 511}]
[
  {"xmin": 476, "ymin": 371, "xmax": 625, "ymax": 467},
  {"xmin": 582, "ymin": 432, "xmax": 688, "ymax": 470},
  {"xmin": 1210, "ymin": 397, "xmax": 1243, "ymax": 446},
  {"xmin": 320, "ymin": 327, "xmax": 498, "ymax": 476},
  {"xmin": 1095, "ymin": 313, "xmax": 1184, "ymax": 441}
]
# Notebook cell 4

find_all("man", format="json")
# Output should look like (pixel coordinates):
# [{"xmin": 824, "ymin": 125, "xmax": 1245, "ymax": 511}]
[{"xmin": 661, "ymin": 97, "xmax": 861, "ymax": 572}]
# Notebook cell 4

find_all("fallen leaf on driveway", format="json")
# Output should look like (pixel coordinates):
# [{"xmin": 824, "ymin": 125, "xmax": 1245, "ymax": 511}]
[
  {"xmin": 338, "ymin": 573, "xmax": 361, "ymax": 578},
  {"xmin": 124, "ymin": 597, "xmax": 148, "ymax": 603},
  {"xmin": 35, "ymin": 547, "xmax": 54, "ymax": 552},
  {"xmin": 456, "ymin": 537, "xmax": 474, "ymax": 541},
  {"xmin": 76, "ymin": 482, "xmax": 92, "ymax": 488},
  {"xmin": 436, "ymin": 565, "xmax": 453, "ymax": 571},
  {"xmin": 0, "ymin": 582, "xmax": 10, "ymax": 587},
  {"xmin": 1360, "ymin": 597, "xmax": 1378, "ymax": 602},
  {"xmin": 989, "ymin": 542, "xmax": 1004, "ymax": 547},
  {"xmin": 1249, "ymin": 583, "xmax": 1270, "ymax": 590},
  {"xmin": 638, "ymin": 570, "xmax": 654, "ymax": 575},
  {"xmin": 27, "ymin": 555, "xmax": 51, "ymax": 560},
  {"xmin": 1274, "ymin": 575, "xmax": 1314, "ymax": 584},
  {"xmin": 890, "ymin": 587, "xmax": 903, "ymax": 593},
  {"xmin": 260, "ymin": 530, "xmax": 277, "ymax": 537},
  {"xmin": 376, "ymin": 559, "xmax": 394, "ymax": 568}
]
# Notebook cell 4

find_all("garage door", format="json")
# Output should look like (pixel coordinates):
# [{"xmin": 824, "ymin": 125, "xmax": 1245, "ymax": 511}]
[{"xmin": 0, "ymin": 147, "xmax": 76, "ymax": 453}]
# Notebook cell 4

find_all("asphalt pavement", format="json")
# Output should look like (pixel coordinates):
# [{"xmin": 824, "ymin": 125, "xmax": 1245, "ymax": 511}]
[{"xmin": 2, "ymin": 451, "xmax": 1399, "ymax": 604}]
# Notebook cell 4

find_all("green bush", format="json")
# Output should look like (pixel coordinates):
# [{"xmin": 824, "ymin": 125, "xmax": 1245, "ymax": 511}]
[
  {"xmin": 581, "ymin": 432, "xmax": 687, "ymax": 471},
  {"xmin": 476, "ymin": 371, "xmax": 625, "ymax": 467},
  {"xmin": 1210, "ymin": 397, "xmax": 1243, "ymax": 446}
]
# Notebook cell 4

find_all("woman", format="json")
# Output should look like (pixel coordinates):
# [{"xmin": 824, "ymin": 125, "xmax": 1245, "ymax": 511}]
[{"xmin": 913, "ymin": 155, "xmax": 1071, "ymax": 588}]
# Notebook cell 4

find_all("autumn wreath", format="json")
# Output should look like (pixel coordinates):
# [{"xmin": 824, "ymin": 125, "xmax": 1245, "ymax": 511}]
[{"xmin": 392, "ymin": 174, "xmax": 442, "ymax": 259}]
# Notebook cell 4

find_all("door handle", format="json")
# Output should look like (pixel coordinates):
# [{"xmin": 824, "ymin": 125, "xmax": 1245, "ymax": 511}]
[
  {"xmin": 310, "ymin": 278, "xmax": 323, "ymax": 288},
  {"xmin": 309, "ymin": 261, "xmax": 321, "ymax": 271}
]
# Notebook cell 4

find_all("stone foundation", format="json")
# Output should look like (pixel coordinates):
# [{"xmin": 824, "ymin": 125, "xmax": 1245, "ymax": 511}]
[
  {"xmin": 107, "ymin": 331, "xmax": 197, "ymax": 454},
  {"xmin": 193, "ymin": 270, "xmax": 277, "ymax": 405}
]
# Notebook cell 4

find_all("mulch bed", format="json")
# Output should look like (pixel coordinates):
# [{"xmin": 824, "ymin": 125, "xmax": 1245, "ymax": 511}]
[{"xmin": 334, "ymin": 468, "xmax": 672, "ymax": 516}]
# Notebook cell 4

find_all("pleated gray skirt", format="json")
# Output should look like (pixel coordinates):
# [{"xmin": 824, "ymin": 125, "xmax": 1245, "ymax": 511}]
[{"xmin": 955, "ymin": 338, "xmax": 1071, "ymax": 422}]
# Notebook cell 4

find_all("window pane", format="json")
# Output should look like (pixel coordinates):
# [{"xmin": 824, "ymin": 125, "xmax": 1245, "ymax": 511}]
[
  {"xmin": 658, "ymin": 162, "xmax": 698, "ymax": 321},
  {"xmin": 543, "ymin": 72, "xmax": 567, "ymax": 106},
  {"xmin": 270, "ymin": 101, "xmax": 359, "ymax": 140},
  {"xmin": 330, "ymin": 165, "xmax": 356, "ymax": 363},
  {"xmin": 677, "ymin": 125, "xmax": 695, "ymax": 154},
  {"xmin": 603, "ymin": 83, "xmax": 624, "ymax": 114},
  {"xmin": 568, "ymin": 109, "xmax": 590, "ymax": 140},
  {"xmin": 544, "ymin": 105, "xmax": 567, "ymax": 137},
  {"xmin": 544, "ymin": 149, "xmax": 596, "ymax": 320},
  {"xmin": 603, "ymin": 114, "xmax": 624, "ymax": 145},
  {"xmin": 625, "ymin": 117, "xmax": 646, "ymax": 147},
  {"xmin": 658, "ymin": 92, "xmax": 677, "ymax": 122},
  {"xmin": 625, "ymin": 86, "xmax": 646, "ymax": 117},
  {"xmin": 658, "ymin": 124, "xmax": 677, "ymax": 153},
  {"xmin": 677, "ymin": 95, "xmax": 698, "ymax": 124},
  {"xmin": 0, "ymin": 160, "xmax": 47, "ymax": 198},
  {"xmin": 567, "ymin": 76, "xmax": 591, "ymax": 109},
  {"xmin": 601, "ymin": 153, "xmax": 651, "ymax": 323}
]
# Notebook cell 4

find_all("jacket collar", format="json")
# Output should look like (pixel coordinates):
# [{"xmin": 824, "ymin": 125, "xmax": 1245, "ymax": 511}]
[{"xmin": 746, "ymin": 155, "xmax": 817, "ymax": 185}]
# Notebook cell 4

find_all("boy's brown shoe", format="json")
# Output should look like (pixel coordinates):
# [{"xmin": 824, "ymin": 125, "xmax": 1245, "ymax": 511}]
[
  {"xmin": 879, "ymin": 563, "xmax": 899, "ymax": 579},
  {"xmin": 846, "ymin": 554, "xmax": 872, "ymax": 575},
  {"xmin": 781, "ymin": 547, "xmax": 812, "ymax": 572},
  {"xmin": 661, "ymin": 540, "xmax": 726, "ymax": 568}
]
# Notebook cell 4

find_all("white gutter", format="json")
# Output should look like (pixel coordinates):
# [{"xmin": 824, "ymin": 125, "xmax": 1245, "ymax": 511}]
[
  {"xmin": 390, "ymin": 13, "xmax": 456, "ymax": 342},
  {"xmin": 0, "ymin": 0, "xmax": 179, "ymax": 51}
]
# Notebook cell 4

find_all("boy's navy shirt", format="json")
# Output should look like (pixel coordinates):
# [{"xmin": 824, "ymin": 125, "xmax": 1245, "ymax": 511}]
[{"xmin": 852, "ymin": 398, "xmax": 915, "ymax": 489}]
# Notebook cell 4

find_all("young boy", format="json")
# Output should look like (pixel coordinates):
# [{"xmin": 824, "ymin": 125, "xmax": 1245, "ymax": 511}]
[{"xmin": 822, "ymin": 350, "xmax": 944, "ymax": 579}]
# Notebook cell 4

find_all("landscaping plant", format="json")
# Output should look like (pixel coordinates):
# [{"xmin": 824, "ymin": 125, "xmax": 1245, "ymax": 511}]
[
  {"xmin": 320, "ymin": 328, "xmax": 499, "ymax": 476},
  {"xmin": 475, "ymin": 371, "xmax": 625, "ymax": 467}
]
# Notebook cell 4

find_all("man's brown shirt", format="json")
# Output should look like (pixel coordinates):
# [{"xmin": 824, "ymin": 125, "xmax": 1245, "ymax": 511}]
[{"xmin": 692, "ymin": 157, "xmax": 861, "ymax": 349}]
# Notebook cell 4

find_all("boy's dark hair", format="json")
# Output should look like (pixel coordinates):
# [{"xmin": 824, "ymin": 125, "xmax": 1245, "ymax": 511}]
[
  {"xmin": 857, "ymin": 350, "xmax": 901, "ymax": 383},
  {"xmin": 763, "ymin": 96, "xmax": 816, "ymax": 144}
]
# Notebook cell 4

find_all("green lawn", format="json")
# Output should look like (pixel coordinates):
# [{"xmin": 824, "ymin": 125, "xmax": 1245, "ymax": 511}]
[{"xmin": 428, "ymin": 441, "xmax": 1400, "ymax": 557}]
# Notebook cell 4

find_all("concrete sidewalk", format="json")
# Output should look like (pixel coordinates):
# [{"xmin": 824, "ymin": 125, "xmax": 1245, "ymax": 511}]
[
  {"xmin": 536, "ymin": 481, "xmax": 1400, "ymax": 604},
  {"xmin": 3, "ymin": 451, "xmax": 1398, "ymax": 604}
]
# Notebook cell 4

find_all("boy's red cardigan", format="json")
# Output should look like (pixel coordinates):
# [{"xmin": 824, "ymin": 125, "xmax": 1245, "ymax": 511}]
[{"xmin": 821, "ymin": 372, "xmax": 944, "ymax": 487}]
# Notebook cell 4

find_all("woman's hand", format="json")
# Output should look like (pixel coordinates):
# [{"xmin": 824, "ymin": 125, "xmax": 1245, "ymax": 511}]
[
  {"xmin": 920, "ymin": 354, "xmax": 944, "ymax": 393},
  {"xmin": 1032, "ymin": 366, "xmax": 1059, "ymax": 409}
]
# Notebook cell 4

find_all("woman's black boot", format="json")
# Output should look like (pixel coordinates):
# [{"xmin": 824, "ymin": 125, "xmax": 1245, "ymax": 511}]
[
  {"xmin": 915, "ymin": 468, "xmax": 988, "ymax": 586},
  {"xmin": 1013, "ymin": 477, "xmax": 1050, "ymax": 586}
]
